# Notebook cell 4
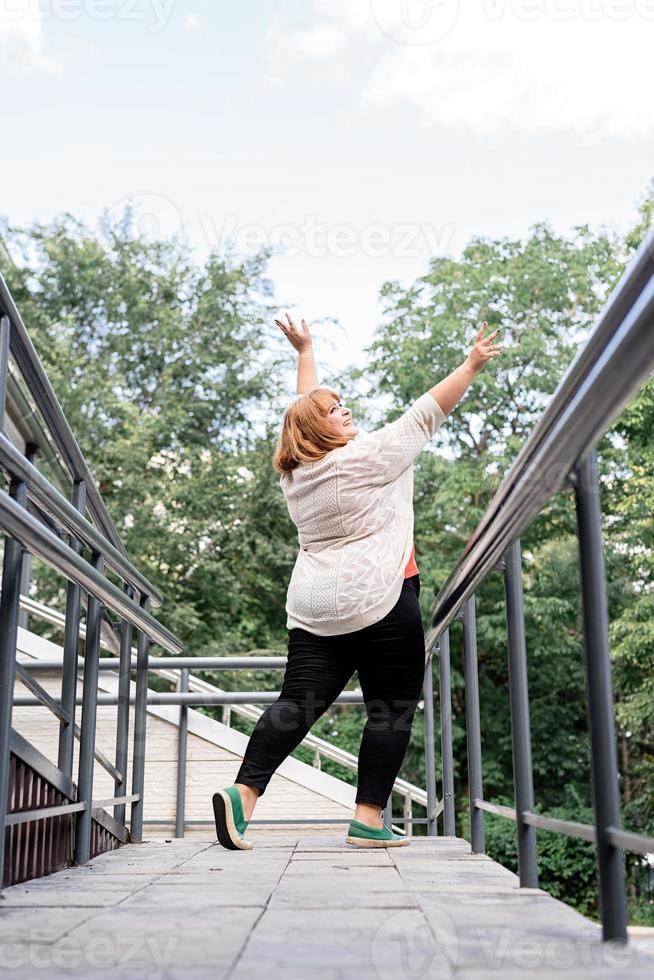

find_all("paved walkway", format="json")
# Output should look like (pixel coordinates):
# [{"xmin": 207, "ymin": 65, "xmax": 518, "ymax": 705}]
[{"xmin": 1, "ymin": 835, "xmax": 653, "ymax": 979}]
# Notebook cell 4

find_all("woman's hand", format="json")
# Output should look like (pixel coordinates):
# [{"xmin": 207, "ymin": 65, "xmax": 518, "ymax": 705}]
[
  {"xmin": 275, "ymin": 312, "xmax": 313, "ymax": 354},
  {"xmin": 465, "ymin": 321, "xmax": 503, "ymax": 374}
]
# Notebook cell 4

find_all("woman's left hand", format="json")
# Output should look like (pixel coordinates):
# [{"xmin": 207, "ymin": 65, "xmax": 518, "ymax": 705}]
[{"xmin": 275, "ymin": 312, "xmax": 313, "ymax": 353}]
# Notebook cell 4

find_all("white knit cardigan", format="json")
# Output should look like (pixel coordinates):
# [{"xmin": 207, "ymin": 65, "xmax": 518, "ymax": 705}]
[{"xmin": 279, "ymin": 391, "xmax": 447, "ymax": 636}]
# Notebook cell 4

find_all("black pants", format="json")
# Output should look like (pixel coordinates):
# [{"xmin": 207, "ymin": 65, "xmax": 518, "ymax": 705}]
[{"xmin": 235, "ymin": 575, "xmax": 426, "ymax": 808}]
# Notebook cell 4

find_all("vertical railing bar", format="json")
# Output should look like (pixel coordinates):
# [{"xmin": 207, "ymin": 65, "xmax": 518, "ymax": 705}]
[
  {"xmin": 0, "ymin": 314, "xmax": 10, "ymax": 420},
  {"xmin": 438, "ymin": 628, "xmax": 456, "ymax": 836},
  {"xmin": 57, "ymin": 479, "xmax": 86, "ymax": 778},
  {"xmin": 383, "ymin": 795, "xmax": 392, "ymax": 830},
  {"xmin": 463, "ymin": 594, "xmax": 485, "ymax": 853},
  {"xmin": 130, "ymin": 594, "xmax": 151, "ymax": 844},
  {"xmin": 503, "ymin": 538, "xmax": 539, "ymax": 888},
  {"xmin": 0, "ymin": 484, "xmax": 25, "ymax": 889},
  {"xmin": 573, "ymin": 449, "xmax": 628, "ymax": 942},
  {"xmin": 422, "ymin": 653, "xmax": 438, "ymax": 836},
  {"xmin": 114, "ymin": 584, "xmax": 134, "ymax": 827},
  {"xmin": 17, "ymin": 442, "xmax": 38, "ymax": 631},
  {"xmin": 0, "ymin": 313, "xmax": 26, "ymax": 889},
  {"xmin": 73, "ymin": 552, "xmax": 104, "ymax": 865},
  {"xmin": 175, "ymin": 667, "xmax": 189, "ymax": 839}
]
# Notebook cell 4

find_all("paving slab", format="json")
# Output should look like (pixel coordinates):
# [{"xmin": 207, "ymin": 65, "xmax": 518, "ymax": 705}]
[{"xmin": 1, "ymin": 834, "xmax": 652, "ymax": 979}]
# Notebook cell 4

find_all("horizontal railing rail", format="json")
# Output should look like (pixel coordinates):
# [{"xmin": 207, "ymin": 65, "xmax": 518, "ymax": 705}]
[
  {"xmin": 15, "ymin": 640, "xmax": 438, "ymax": 838},
  {"xmin": 0, "ymin": 490, "xmax": 180, "ymax": 652},
  {"xmin": 14, "ymin": 596, "xmax": 435, "ymax": 827},
  {"xmin": 427, "ymin": 227, "xmax": 654, "ymax": 944},
  {"xmin": 0, "ymin": 430, "xmax": 161, "ymax": 603},
  {"xmin": 0, "ymin": 273, "xmax": 148, "ymax": 570}
]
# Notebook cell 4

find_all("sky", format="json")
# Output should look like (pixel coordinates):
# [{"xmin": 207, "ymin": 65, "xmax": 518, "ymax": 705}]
[{"xmin": 1, "ymin": 0, "xmax": 653, "ymax": 385}]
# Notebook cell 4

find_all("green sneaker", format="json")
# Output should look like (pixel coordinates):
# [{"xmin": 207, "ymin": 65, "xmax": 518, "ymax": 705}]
[
  {"xmin": 346, "ymin": 818, "xmax": 411, "ymax": 848},
  {"xmin": 212, "ymin": 786, "xmax": 254, "ymax": 850}
]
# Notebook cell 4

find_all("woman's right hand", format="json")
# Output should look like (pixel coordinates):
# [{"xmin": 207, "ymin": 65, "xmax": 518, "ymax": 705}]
[
  {"xmin": 465, "ymin": 321, "xmax": 503, "ymax": 374},
  {"xmin": 275, "ymin": 312, "xmax": 313, "ymax": 354}
]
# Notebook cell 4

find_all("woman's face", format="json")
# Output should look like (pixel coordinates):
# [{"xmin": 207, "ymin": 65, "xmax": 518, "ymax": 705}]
[{"xmin": 325, "ymin": 397, "xmax": 358, "ymax": 440}]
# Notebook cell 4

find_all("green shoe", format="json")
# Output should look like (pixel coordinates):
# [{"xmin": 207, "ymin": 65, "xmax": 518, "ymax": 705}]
[
  {"xmin": 212, "ymin": 786, "xmax": 254, "ymax": 850},
  {"xmin": 346, "ymin": 818, "xmax": 411, "ymax": 848}
]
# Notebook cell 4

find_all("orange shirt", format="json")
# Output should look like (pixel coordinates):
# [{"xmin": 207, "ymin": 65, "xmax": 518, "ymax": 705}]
[{"xmin": 404, "ymin": 543, "xmax": 419, "ymax": 578}]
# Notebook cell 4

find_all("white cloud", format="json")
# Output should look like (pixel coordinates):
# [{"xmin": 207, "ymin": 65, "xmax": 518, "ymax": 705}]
[
  {"xmin": 184, "ymin": 13, "xmax": 201, "ymax": 34},
  {"xmin": 361, "ymin": 6, "xmax": 654, "ymax": 140},
  {"xmin": 264, "ymin": 1, "xmax": 654, "ymax": 141},
  {"xmin": 263, "ymin": 11, "xmax": 349, "ymax": 88},
  {"xmin": 0, "ymin": 1, "xmax": 63, "ymax": 75}
]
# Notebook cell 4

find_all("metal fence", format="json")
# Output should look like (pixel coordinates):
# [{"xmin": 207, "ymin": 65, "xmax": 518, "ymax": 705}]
[
  {"xmin": 0, "ymin": 271, "xmax": 182, "ymax": 882},
  {"xmin": 426, "ymin": 227, "xmax": 654, "ymax": 942}
]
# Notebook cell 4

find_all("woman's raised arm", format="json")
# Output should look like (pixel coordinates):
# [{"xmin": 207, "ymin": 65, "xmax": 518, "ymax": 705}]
[
  {"xmin": 428, "ymin": 321, "xmax": 503, "ymax": 414},
  {"xmin": 275, "ymin": 312, "xmax": 319, "ymax": 395}
]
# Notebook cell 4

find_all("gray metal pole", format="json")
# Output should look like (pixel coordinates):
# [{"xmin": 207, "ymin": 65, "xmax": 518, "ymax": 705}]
[
  {"xmin": 58, "ymin": 480, "xmax": 86, "ymax": 778},
  {"xmin": 175, "ymin": 667, "xmax": 189, "ymax": 838},
  {"xmin": 130, "ymin": 594, "xmax": 151, "ymax": 843},
  {"xmin": 463, "ymin": 595, "xmax": 485, "ymax": 853},
  {"xmin": 0, "ymin": 482, "xmax": 26, "ymax": 888},
  {"xmin": 438, "ymin": 628, "xmax": 456, "ymax": 836},
  {"xmin": 17, "ymin": 443, "xmax": 38, "ymax": 631},
  {"xmin": 73, "ymin": 553, "xmax": 104, "ymax": 865},
  {"xmin": 114, "ymin": 584, "xmax": 134, "ymax": 827},
  {"xmin": 422, "ymin": 654, "xmax": 438, "ymax": 836},
  {"xmin": 503, "ymin": 538, "xmax": 539, "ymax": 888},
  {"xmin": 573, "ymin": 449, "xmax": 628, "ymax": 942},
  {"xmin": 0, "ymin": 316, "xmax": 25, "ymax": 888}
]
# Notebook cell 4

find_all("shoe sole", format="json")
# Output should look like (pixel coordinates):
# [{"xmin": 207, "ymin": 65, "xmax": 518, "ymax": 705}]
[
  {"xmin": 345, "ymin": 835, "xmax": 411, "ymax": 848},
  {"xmin": 212, "ymin": 791, "xmax": 254, "ymax": 850}
]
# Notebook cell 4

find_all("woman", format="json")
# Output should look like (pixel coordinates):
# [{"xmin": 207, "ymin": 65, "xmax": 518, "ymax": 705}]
[{"xmin": 213, "ymin": 315, "xmax": 503, "ymax": 849}]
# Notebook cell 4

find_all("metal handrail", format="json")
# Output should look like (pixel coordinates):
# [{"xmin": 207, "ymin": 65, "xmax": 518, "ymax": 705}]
[
  {"xmin": 426, "ymin": 228, "xmax": 654, "ymax": 649},
  {"xmin": 0, "ymin": 490, "xmax": 180, "ymax": 652},
  {"xmin": 0, "ymin": 431, "xmax": 161, "ymax": 603},
  {"xmin": 0, "ymin": 271, "xmax": 139, "ymax": 570},
  {"xmin": 428, "ymin": 227, "xmax": 654, "ymax": 944},
  {"xmin": 0, "ymin": 272, "xmax": 183, "ymax": 882}
]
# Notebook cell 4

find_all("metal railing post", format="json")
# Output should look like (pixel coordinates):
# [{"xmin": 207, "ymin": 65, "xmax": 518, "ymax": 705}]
[
  {"xmin": 175, "ymin": 667, "xmax": 189, "ymax": 838},
  {"xmin": 503, "ymin": 538, "xmax": 539, "ymax": 888},
  {"xmin": 383, "ymin": 795, "xmax": 392, "ymax": 829},
  {"xmin": 73, "ymin": 552, "xmax": 104, "ymax": 865},
  {"xmin": 17, "ymin": 442, "xmax": 37, "ymax": 630},
  {"xmin": 573, "ymin": 449, "xmax": 628, "ymax": 942},
  {"xmin": 114, "ymin": 584, "xmax": 134, "ymax": 826},
  {"xmin": 403, "ymin": 794, "xmax": 413, "ymax": 837},
  {"xmin": 130, "ymin": 594, "xmax": 151, "ymax": 843},
  {"xmin": 0, "ymin": 480, "xmax": 26, "ymax": 887},
  {"xmin": 422, "ymin": 653, "xmax": 438, "ymax": 836},
  {"xmin": 0, "ymin": 315, "xmax": 26, "ymax": 887},
  {"xmin": 58, "ymin": 479, "xmax": 86, "ymax": 778},
  {"xmin": 463, "ymin": 594, "xmax": 485, "ymax": 853},
  {"xmin": 438, "ymin": 628, "xmax": 456, "ymax": 836}
]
